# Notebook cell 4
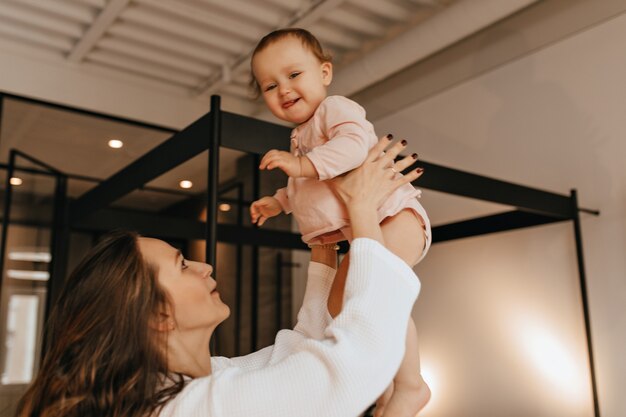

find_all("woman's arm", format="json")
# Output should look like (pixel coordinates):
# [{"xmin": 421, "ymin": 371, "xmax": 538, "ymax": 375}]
[
  {"xmin": 162, "ymin": 139, "xmax": 425, "ymax": 417},
  {"xmin": 168, "ymin": 240, "xmax": 420, "ymax": 417}
]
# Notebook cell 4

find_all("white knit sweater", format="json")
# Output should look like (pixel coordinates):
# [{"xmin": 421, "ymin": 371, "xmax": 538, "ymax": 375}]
[{"xmin": 159, "ymin": 238, "xmax": 421, "ymax": 417}]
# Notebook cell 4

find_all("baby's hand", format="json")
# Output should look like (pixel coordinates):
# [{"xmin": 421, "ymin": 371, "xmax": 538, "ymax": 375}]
[
  {"xmin": 259, "ymin": 149, "xmax": 301, "ymax": 177},
  {"xmin": 250, "ymin": 196, "xmax": 282, "ymax": 226}
]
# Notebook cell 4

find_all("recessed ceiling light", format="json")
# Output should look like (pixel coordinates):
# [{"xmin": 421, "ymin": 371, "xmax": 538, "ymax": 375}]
[
  {"xmin": 179, "ymin": 180, "xmax": 193, "ymax": 189},
  {"xmin": 108, "ymin": 139, "xmax": 124, "ymax": 149},
  {"xmin": 219, "ymin": 203, "xmax": 231, "ymax": 212},
  {"xmin": 9, "ymin": 177, "xmax": 22, "ymax": 186}
]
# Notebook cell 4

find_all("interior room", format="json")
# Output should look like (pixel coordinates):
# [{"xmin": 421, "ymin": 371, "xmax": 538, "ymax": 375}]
[{"xmin": 0, "ymin": 1, "xmax": 624, "ymax": 416}]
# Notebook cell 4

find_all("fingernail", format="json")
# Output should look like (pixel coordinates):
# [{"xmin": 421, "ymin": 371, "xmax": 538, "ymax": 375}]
[
  {"xmin": 386, "ymin": 133, "xmax": 394, "ymax": 140},
  {"xmin": 416, "ymin": 168, "xmax": 424, "ymax": 174},
  {"xmin": 401, "ymin": 139, "xmax": 407, "ymax": 146},
  {"xmin": 411, "ymin": 153, "xmax": 418, "ymax": 159}
]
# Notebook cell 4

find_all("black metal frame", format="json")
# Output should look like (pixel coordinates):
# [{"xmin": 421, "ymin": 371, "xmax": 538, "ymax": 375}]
[{"xmin": 0, "ymin": 92, "xmax": 601, "ymax": 416}]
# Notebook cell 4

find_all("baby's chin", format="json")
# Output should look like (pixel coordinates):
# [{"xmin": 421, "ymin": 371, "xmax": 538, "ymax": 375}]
[{"xmin": 286, "ymin": 110, "xmax": 316, "ymax": 125}]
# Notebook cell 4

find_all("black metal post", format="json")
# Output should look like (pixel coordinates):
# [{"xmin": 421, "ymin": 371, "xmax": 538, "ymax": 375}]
[
  {"xmin": 207, "ymin": 96, "xmax": 221, "ymax": 354},
  {"xmin": 570, "ymin": 189, "xmax": 600, "ymax": 417},
  {"xmin": 275, "ymin": 252, "xmax": 282, "ymax": 334},
  {"xmin": 0, "ymin": 150, "xmax": 17, "ymax": 301},
  {"xmin": 251, "ymin": 154, "xmax": 260, "ymax": 351},
  {"xmin": 235, "ymin": 183, "xmax": 243, "ymax": 356},
  {"xmin": 42, "ymin": 175, "xmax": 69, "ymax": 355},
  {"xmin": 206, "ymin": 95, "xmax": 221, "ymax": 267}
]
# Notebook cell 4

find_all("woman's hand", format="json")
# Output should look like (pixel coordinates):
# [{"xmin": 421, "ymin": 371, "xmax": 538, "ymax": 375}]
[
  {"xmin": 330, "ymin": 136, "xmax": 422, "ymax": 211},
  {"xmin": 329, "ymin": 135, "xmax": 423, "ymax": 244}
]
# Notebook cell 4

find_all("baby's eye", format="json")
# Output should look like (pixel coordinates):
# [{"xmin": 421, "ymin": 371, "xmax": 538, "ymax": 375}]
[
  {"xmin": 289, "ymin": 72, "xmax": 301, "ymax": 79},
  {"xmin": 264, "ymin": 84, "xmax": 277, "ymax": 92},
  {"xmin": 181, "ymin": 259, "xmax": 189, "ymax": 270}
]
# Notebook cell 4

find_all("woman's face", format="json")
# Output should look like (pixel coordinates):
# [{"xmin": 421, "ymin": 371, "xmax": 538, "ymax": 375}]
[{"xmin": 138, "ymin": 238, "xmax": 230, "ymax": 332}]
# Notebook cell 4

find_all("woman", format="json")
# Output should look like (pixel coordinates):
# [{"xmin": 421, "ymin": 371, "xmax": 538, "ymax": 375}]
[{"xmin": 16, "ymin": 137, "xmax": 425, "ymax": 417}]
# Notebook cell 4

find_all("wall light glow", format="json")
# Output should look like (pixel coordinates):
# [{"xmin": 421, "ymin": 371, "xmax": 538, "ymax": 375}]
[
  {"xmin": 517, "ymin": 319, "xmax": 589, "ymax": 406},
  {"xmin": 219, "ymin": 203, "xmax": 231, "ymax": 212},
  {"xmin": 10, "ymin": 177, "xmax": 23, "ymax": 186},
  {"xmin": 419, "ymin": 362, "xmax": 439, "ymax": 414}
]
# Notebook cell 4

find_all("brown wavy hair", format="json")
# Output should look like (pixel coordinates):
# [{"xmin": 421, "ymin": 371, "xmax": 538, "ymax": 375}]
[
  {"xmin": 249, "ymin": 27, "xmax": 333, "ymax": 98},
  {"xmin": 15, "ymin": 230, "xmax": 185, "ymax": 417}
]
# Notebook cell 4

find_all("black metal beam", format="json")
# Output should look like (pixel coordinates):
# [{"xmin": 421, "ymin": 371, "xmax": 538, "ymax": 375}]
[
  {"xmin": 1, "ymin": 91, "xmax": 177, "ymax": 134},
  {"xmin": 221, "ymin": 111, "xmax": 290, "ymax": 154},
  {"xmin": 432, "ymin": 210, "xmax": 566, "ymax": 244},
  {"xmin": 70, "ymin": 112, "xmax": 213, "ymax": 220},
  {"xmin": 72, "ymin": 207, "xmax": 309, "ymax": 250},
  {"xmin": 404, "ymin": 160, "xmax": 574, "ymax": 219}
]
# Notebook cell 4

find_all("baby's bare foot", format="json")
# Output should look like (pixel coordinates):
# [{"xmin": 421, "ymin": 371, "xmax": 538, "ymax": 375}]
[{"xmin": 381, "ymin": 379, "xmax": 430, "ymax": 417}]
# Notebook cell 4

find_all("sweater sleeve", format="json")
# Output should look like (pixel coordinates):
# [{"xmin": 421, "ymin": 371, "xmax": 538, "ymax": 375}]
[
  {"xmin": 273, "ymin": 187, "xmax": 292, "ymax": 214},
  {"xmin": 162, "ymin": 238, "xmax": 420, "ymax": 417},
  {"xmin": 211, "ymin": 262, "xmax": 335, "ymax": 373},
  {"xmin": 305, "ymin": 96, "xmax": 376, "ymax": 180}
]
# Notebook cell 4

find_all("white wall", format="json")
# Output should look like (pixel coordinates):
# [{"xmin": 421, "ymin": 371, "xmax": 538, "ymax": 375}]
[
  {"xmin": 0, "ymin": 43, "xmax": 256, "ymax": 130},
  {"xmin": 374, "ymin": 11, "xmax": 626, "ymax": 417}
]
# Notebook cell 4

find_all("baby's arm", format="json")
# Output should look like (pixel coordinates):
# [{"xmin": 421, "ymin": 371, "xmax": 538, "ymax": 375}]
[
  {"xmin": 258, "ymin": 97, "xmax": 375, "ymax": 181},
  {"xmin": 305, "ymin": 96, "xmax": 377, "ymax": 180},
  {"xmin": 250, "ymin": 194, "xmax": 284, "ymax": 226}
]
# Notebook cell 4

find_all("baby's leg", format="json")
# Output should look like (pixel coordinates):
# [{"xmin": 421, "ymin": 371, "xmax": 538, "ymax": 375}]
[
  {"xmin": 328, "ymin": 252, "xmax": 349, "ymax": 318},
  {"xmin": 379, "ymin": 209, "xmax": 430, "ymax": 416}
]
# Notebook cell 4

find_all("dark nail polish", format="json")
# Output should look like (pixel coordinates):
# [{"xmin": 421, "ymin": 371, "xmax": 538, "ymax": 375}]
[
  {"xmin": 401, "ymin": 139, "xmax": 407, "ymax": 146},
  {"xmin": 416, "ymin": 168, "xmax": 424, "ymax": 174},
  {"xmin": 386, "ymin": 133, "xmax": 394, "ymax": 140},
  {"xmin": 411, "ymin": 153, "xmax": 418, "ymax": 159}
]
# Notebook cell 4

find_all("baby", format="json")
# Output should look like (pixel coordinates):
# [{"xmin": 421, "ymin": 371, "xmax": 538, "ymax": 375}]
[{"xmin": 249, "ymin": 28, "xmax": 431, "ymax": 416}]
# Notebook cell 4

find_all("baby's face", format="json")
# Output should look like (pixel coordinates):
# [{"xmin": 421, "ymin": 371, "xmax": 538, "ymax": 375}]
[{"xmin": 252, "ymin": 37, "xmax": 332, "ymax": 124}]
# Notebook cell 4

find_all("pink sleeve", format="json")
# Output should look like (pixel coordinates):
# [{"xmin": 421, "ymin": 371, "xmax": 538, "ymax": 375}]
[
  {"xmin": 305, "ymin": 96, "xmax": 376, "ymax": 180},
  {"xmin": 273, "ymin": 187, "xmax": 292, "ymax": 214}
]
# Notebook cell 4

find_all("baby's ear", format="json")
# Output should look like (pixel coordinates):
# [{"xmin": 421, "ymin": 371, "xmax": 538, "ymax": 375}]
[{"xmin": 321, "ymin": 62, "xmax": 333, "ymax": 86}]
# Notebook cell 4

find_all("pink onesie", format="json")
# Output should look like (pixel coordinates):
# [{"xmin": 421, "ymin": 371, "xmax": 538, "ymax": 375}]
[{"xmin": 273, "ymin": 96, "xmax": 431, "ymax": 260}]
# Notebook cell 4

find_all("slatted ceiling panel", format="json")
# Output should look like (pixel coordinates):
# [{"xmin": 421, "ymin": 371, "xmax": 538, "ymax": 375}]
[
  {"xmin": 18, "ymin": 0, "xmax": 95, "ymax": 24},
  {"xmin": 309, "ymin": 24, "xmax": 363, "ymax": 50},
  {"xmin": 97, "ymin": 36, "xmax": 213, "ymax": 76},
  {"xmin": 324, "ymin": 9, "xmax": 387, "ymax": 37},
  {"xmin": 0, "ymin": 2, "xmax": 85, "ymax": 38},
  {"xmin": 258, "ymin": 0, "xmax": 301, "ymax": 12},
  {"xmin": 108, "ymin": 23, "xmax": 231, "ymax": 66},
  {"xmin": 73, "ymin": 0, "xmax": 106, "ymax": 9},
  {"xmin": 221, "ymin": 82, "xmax": 253, "ymax": 100},
  {"xmin": 137, "ymin": 0, "xmax": 268, "ymax": 43},
  {"xmin": 0, "ymin": 16, "xmax": 74, "ymax": 52},
  {"xmin": 187, "ymin": 0, "xmax": 285, "ymax": 27},
  {"xmin": 121, "ymin": 5, "xmax": 248, "ymax": 55},
  {"xmin": 88, "ymin": 49, "xmax": 205, "ymax": 87},
  {"xmin": 0, "ymin": 0, "xmax": 463, "ymax": 102}
]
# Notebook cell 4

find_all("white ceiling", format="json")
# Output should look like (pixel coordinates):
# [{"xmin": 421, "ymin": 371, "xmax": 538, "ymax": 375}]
[
  {"xmin": 0, "ymin": 0, "xmax": 457, "ymax": 101},
  {"xmin": 0, "ymin": 0, "xmax": 538, "ymax": 216}
]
